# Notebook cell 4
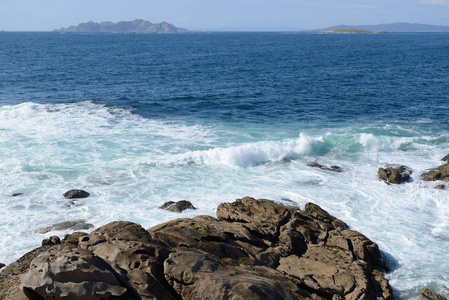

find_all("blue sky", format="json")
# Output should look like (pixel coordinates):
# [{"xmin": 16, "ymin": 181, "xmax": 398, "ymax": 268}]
[{"xmin": 0, "ymin": 0, "xmax": 448, "ymax": 31}]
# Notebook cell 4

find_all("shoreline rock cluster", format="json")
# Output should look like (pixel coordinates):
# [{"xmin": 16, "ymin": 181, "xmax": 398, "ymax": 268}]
[
  {"xmin": 1, "ymin": 197, "xmax": 392, "ymax": 299},
  {"xmin": 378, "ymin": 154, "xmax": 449, "ymax": 186}
]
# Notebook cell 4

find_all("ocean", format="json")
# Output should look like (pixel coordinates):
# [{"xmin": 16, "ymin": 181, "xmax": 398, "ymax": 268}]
[{"xmin": 1, "ymin": 32, "xmax": 449, "ymax": 298}]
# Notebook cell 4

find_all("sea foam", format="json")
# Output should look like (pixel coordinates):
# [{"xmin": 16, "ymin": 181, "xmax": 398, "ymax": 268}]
[{"xmin": 1, "ymin": 102, "xmax": 449, "ymax": 298}]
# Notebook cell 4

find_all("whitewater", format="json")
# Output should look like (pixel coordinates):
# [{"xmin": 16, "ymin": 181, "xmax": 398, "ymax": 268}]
[
  {"xmin": 0, "ymin": 101, "xmax": 448, "ymax": 298},
  {"xmin": 1, "ymin": 31, "xmax": 449, "ymax": 299}
]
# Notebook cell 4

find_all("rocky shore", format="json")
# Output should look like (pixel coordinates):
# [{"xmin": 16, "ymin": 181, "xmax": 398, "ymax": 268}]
[{"xmin": 0, "ymin": 197, "xmax": 393, "ymax": 299}]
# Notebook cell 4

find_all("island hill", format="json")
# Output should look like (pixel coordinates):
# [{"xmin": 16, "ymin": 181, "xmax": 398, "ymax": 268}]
[
  {"xmin": 55, "ymin": 19, "xmax": 187, "ymax": 33},
  {"xmin": 323, "ymin": 28, "xmax": 386, "ymax": 34}
]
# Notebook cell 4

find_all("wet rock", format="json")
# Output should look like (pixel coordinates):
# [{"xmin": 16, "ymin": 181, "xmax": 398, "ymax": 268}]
[
  {"xmin": 421, "ymin": 163, "xmax": 449, "ymax": 182},
  {"xmin": 308, "ymin": 162, "xmax": 342, "ymax": 172},
  {"xmin": 422, "ymin": 288, "xmax": 446, "ymax": 300},
  {"xmin": 41, "ymin": 235, "xmax": 61, "ymax": 246},
  {"xmin": 159, "ymin": 200, "xmax": 196, "ymax": 213},
  {"xmin": 0, "ymin": 263, "xmax": 4, "ymax": 269},
  {"xmin": 441, "ymin": 154, "xmax": 449, "ymax": 162},
  {"xmin": 38, "ymin": 219, "xmax": 94, "ymax": 234},
  {"xmin": 63, "ymin": 189, "xmax": 90, "ymax": 199},
  {"xmin": 11, "ymin": 193, "xmax": 23, "ymax": 197},
  {"xmin": 378, "ymin": 165, "xmax": 412, "ymax": 184},
  {"xmin": 435, "ymin": 184, "xmax": 446, "ymax": 190}
]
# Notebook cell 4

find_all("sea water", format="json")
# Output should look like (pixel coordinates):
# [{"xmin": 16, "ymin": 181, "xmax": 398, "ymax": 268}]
[{"xmin": 1, "ymin": 32, "xmax": 449, "ymax": 298}]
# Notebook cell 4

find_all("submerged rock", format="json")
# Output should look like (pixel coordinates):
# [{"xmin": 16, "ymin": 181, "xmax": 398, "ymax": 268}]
[
  {"xmin": 38, "ymin": 219, "xmax": 94, "ymax": 234},
  {"xmin": 421, "ymin": 163, "xmax": 449, "ymax": 182},
  {"xmin": 159, "ymin": 200, "xmax": 196, "ymax": 213},
  {"xmin": 12, "ymin": 196, "xmax": 393, "ymax": 300},
  {"xmin": 11, "ymin": 193, "xmax": 23, "ymax": 197},
  {"xmin": 63, "ymin": 189, "xmax": 90, "ymax": 199},
  {"xmin": 378, "ymin": 165, "xmax": 412, "ymax": 184},
  {"xmin": 307, "ymin": 162, "xmax": 342, "ymax": 172},
  {"xmin": 422, "ymin": 288, "xmax": 446, "ymax": 300},
  {"xmin": 435, "ymin": 184, "xmax": 447, "ymax": 190}
]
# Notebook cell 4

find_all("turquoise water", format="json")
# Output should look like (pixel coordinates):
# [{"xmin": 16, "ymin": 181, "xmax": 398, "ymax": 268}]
[{"xmin": 1, "ymin": 32, "xmax": 449, "ymax": 298}]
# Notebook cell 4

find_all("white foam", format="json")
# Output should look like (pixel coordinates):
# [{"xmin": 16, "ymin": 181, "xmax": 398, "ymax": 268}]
[
  {"xmin": 153, "ymin": 133, "xmax": 325, "ymax": 168},
  {"xmin": 1, "ymin": 102, "xmax": 449, "ymax": 298}
]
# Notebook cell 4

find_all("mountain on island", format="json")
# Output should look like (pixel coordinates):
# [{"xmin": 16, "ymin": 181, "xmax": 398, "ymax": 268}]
[
  {"xmin": 320, "ymin": 22, "xmax": 449, "ymax": 32},
  {"xmin": 56, "ymin": 19, "xmax": 188, "ymax": 33},
  {"xmin": 323, "ymin": 28, "xmax": 386, "ymax": 34}
]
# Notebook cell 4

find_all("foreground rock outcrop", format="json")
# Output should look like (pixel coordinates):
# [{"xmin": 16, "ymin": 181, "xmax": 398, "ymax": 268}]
[{"xmin": 1, "ymin": 197, "xmax": 393, "ymax": 299}]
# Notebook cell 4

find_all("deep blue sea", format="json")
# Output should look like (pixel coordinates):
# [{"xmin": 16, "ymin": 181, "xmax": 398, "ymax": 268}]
[{"xmin": 1, "ymin": 32, "xmax": 449, "ymax": 298}]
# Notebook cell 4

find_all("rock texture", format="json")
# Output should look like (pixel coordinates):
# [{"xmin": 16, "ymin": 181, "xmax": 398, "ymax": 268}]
[
  {"xmin": 159, "ymin": 200, "xmax": 196, "ymax": 213},
  {"xmin": 421, "ymin": 163, "xmax": 449, "ymax": 182},
  {"xmin": 378, "ymin": 165, "xmax": 412, "ymax": 184},
  {"xmin": 0, "ymin": 232, "xmax": 85, "ymax": 300},
  {"xmin": 2, "ymin": 197, "xmax": 393, "ymax": 299}
]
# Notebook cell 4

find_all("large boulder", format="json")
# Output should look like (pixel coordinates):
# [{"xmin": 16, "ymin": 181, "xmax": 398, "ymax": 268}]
[
  {"xmin": 0, "ymin": 232, "xmax": 86, "ymax": 300},
  {"xmin": 421, "ymin": 163, "xmax": 449, "ymax": 182},
  {"xmin": 21, "ymin": 247, "xmax": 130, "ymax": 300},
  {"xmin": 13, "ymin": 197, "xmax": 393, "ymax": 300},
  {"xmin": 378, "ymin": 165, "xmax": 412, "ymax": 184}
]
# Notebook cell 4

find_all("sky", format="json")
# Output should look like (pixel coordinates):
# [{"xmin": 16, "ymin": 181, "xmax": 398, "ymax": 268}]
[{"xmin": 0, "ymin": 0, "xmax": 448, "ymax": 31}]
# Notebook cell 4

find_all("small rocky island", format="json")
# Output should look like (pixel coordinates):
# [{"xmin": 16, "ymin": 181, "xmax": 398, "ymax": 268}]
[
  {"xmin": 323, "ymin": 28, "xmax": 386, "ymax": 34},
  {"xmin": 55, "ymin": 19, "xmax": 187, "ymax": 33},
  {"xmin": 0, "ymin": 197, "xmax": 393, "ymax": 299}
]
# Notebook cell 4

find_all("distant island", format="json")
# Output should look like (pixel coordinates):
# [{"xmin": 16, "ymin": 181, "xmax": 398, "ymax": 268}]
[
  {"xmin": 319, "ymin": 22, "xmax": 449, "ymax": 33},
  {"xmin": 55, "ymin": 19, "xmax": 188, "ymax": 33},
  {"xmin": 323, "ymin": 28, "xmax": 386, "ymax": 34}
]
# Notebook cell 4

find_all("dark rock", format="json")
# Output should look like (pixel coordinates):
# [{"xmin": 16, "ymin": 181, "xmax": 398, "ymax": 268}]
[
  {"xmin": 11, "ymin": 193, "xmax": 23, "ymax": 197},
  {"xmin": 38, "ymin": 219, "xmax": 94, "ymax": 234},
  {"xmin": 0, "ymin": 263, "xmax": 4, "ymax": 269},
  {"xmin": 159, "ymin": 200, "xmax": 196, "ymax": 213},
  {"xmin": 63, "ymin": 189, "xmax": 90, "ymax": 199},
  {"xmin": 307, "ymin": 162, "xmax": 343, "ymax": 172},
  {"xmin": 421, "ymin": 163, "xmax": 449, "ymax": 182},
  {"xmin": 435, "ymin": 184, "xmax": 446, "ymax": 190},
  {"xmin": 441, "ymin": 154, "xmax": 449, "ymax": 162},
  {"xmin": 41, "ymin": 235, "xmax": 61, "ymax": 247},
  {"xmin": 378, "ymin": 165, "xmax": 412, "ymax": 184},
  {"xmin": 422, "ymin": 288, "xmax": 446, "ymax": 300},
  {"xmin": 12, "ymin": 197, "xmax": 393, "ymax": 300}
]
